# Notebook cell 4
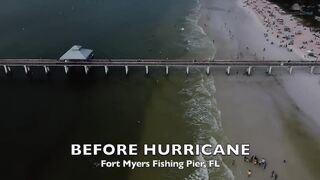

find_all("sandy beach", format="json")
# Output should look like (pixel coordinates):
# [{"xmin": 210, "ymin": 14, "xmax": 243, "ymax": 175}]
[
  {"xmin": 199, "ymin": 0, "xmax": 320, "ymax": 179},
  {"xmin": 243, "ymin": 0, "xmax": 320, "ymax": 60}
]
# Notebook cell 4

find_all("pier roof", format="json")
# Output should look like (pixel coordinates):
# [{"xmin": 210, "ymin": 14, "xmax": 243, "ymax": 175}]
[{"xmin": 59, "ymin": 45, "xmax": 93, "ymax": 61}]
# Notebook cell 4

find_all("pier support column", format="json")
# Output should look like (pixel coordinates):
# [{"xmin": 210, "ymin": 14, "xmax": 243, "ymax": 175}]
[
  {"xmin": 104, "ymin": 66, "xmax": 109, "ymax": 75},
  {"xmin": 310, "ymin": 66, "xmax": 315, "ymax": 74},
  {"xmin": 267, "ymin": 66, "xmax": 272, "ymax": 75},
  {"xmin": 125, "ymin": 65, "xmax": 129, "ymax": 75},
  {"xmin": 289, "ymin": 66, "xmax": 293, "ymax": 74},
  {"xmin": 3, "ymin": 65, "xmax": 10, "ymax": 74},
  {"xmin": 247, "ymin": 66, "xmax": 252, "ymax": 76},
  {"xmin": 206, "ymin": 66, "xmax": 210, "ymax": 75},
  {"xmin": 145, "ymin": 66, "xmax": 149, "ymax": 75},
  {"xmin": 186, "ymin": 66, "xmax": 189, "ymax": 75},
  {"xmin": 166, "ymin": 66, "xmax": 169, "ymax": 76},
  {"xmin": 24, "ymin": 65, "xmax": 30, "ymax": 74},
  {"xmin": 84, "ymin": 66, "xmax": 89, "ymax": 75},
  {"xmin": 226, "ymin": 66, "xmax": 231, "ymax": 75},
  {"xmin": 64, "ymin": 66, "xmax": 69, "ymax": 74},
  {"xmin": 44, "ymin": 66, "xmax": 50, "ymax": 74}
]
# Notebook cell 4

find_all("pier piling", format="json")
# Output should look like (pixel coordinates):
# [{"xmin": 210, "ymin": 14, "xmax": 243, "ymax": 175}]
[
  {"xmin": 104, "ymin": 66, "xmax": 109, "ymax": 75},
  {"xmin": 44, "ymin": 66, "xmax": 50, "ymax": 74},
  {"xmin": 226, "ymin": 66, "xmax": 231, "ymax": 75},
  {"xmin": 310, "ymin": 66, "xmax": 315, "ymax": 74},
  {"xmin": 125, "ymin": 65, "xmax": 129, "ymax": 75},
  {"xmin": 84, "ymin": 66, "xmax": 89, "ymax": 74},
  {"xmin": 3, "ymin": 65, "xmax": 9, "ymax": 74},
  {"xmin": 267, "ymin": 66, "xmax": 272, "ymax": 75},
  {"xmin": 289, "ymin": 66, "xmax": 293, "ymax": 74},
  {"xmin": 24, "ymin": 65, "xmax": 30, "ymax": 74},
  {"xmin": 64, "ymin": 66, "xmax": 69, "ymax": 74},
  {"xmin": 247, "ymin": 66, "xmax": 252, "ymax": 76}
]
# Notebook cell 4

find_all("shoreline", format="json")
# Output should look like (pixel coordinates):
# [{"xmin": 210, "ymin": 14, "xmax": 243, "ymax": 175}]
[{"xmin": 198, "ymin": 0, "xmax": 320, "ymax": 179}]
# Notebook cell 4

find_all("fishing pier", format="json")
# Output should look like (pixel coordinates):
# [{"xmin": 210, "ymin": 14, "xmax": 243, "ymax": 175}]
[{"xmin": 0, "ymin": 59, "xmax": 319, "ymax": 76}]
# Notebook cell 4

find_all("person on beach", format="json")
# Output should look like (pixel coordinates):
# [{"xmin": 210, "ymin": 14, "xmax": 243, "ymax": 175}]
[
  {"xmin": 259, "ymin": 158, "xmax": 266, "ymax": 167},
  {"xmin": 271, "ymin": 170, "xmax": 275, "ymax": 177},
  {"xmin": 253, "ymin": 156, "xmax": 259, "ymax": 165},
  {"xmin": 249, "ymin": 156, "xmax": 254, "ymax": 163},
  {"xmin": 247, "ymin": 170, "xmax": 252, "ymax": 177},
  {"xmin": 244, "ymin": 156, "xmax": 248, "ymax": 162},
  {"xmin": 274, "ymin": 174, "xmax": 278, "ymax": 180}
]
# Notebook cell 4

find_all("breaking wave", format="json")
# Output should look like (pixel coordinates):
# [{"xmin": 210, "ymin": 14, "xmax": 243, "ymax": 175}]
[
  {"xmin": 180, "ymin": 0, "xmax": 216, "ymax": 59},
  {"xmin": 180, "ymin": 74, "xmax": 235, "ymax": 180}
]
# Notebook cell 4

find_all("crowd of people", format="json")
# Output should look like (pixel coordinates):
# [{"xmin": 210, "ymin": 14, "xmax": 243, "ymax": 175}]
[
  {"xmin": 243, "ymin": 155, "xmax": 281, "ymax": 179},
  {"xmin": 243, "ymin": 0, "xmax": 320, "ymax": 60}
]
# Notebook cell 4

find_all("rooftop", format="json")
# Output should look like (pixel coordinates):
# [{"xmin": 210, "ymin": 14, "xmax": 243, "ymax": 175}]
[{"xmin": 59, "ymin": 45, "xmax": 93, "ymax": 61}]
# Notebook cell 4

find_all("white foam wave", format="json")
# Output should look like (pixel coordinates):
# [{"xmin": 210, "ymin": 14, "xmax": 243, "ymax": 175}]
[
  {"xmin": 184, "ymin": 154, "xmax": 209, "ymax": 180},
  {"xmin": 181, "ymin": 0, "xmax": 216, "ymax": 59},
  {"xmin": 180, "ymin": 73, "xmax": 235, "ymax": 180}
]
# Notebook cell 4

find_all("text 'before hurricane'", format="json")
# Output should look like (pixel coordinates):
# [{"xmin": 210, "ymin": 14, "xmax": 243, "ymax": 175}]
[{"xmin": 71, "ymin": 144, "xmax": 250, "ymax": 156}]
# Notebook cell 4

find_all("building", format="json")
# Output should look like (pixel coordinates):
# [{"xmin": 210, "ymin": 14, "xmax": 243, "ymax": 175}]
[{"xmin": 59, "ymin": 45, "xmax": 93, "ymax": 61}]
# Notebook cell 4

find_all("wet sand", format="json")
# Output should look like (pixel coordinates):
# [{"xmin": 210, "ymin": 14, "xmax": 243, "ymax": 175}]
[
  {"xmin": 214, "ymin": 73, "xmax": 320, "ymax": 179},
  {"xmin": 199, "ymin": 0, "xmax": 320, "ymax": 179}
]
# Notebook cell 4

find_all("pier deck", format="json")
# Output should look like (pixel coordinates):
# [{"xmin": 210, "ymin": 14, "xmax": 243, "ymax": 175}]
[
  {"xmin": 0, "ymin": 59, "xmax": 319, "ymax": 75},
  {"xmin": 0, "ymin": 59, "xmax": 319, "ymax": 67}
]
